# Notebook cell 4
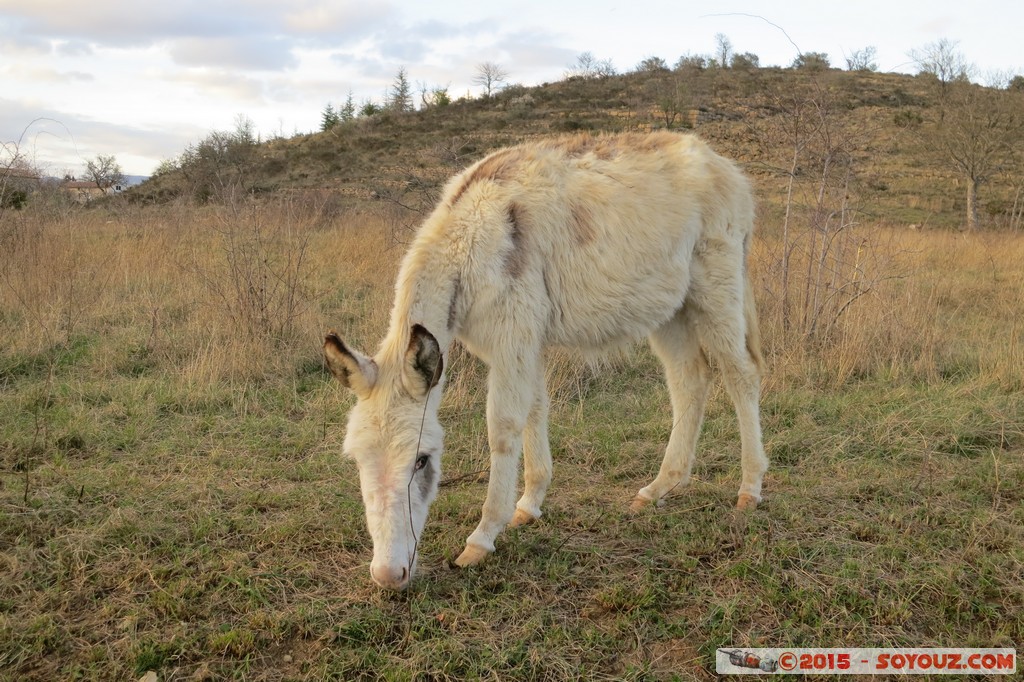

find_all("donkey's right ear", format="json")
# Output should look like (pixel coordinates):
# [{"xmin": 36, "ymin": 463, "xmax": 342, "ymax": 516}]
[{"xmin": 324, "ymin": 332, "xmax": 377, "ymax": 399}]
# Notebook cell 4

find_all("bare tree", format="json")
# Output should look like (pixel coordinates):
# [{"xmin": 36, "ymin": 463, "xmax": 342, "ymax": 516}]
[
  {"xmin": 84, "ymin": 154, "xmax": 126, "ymax": 194},
  {"xmin": 909, "ymin": 41, "xmax": 1020, "ymax": 229},
  {"xmin": 931, "ymin": 81, "xmax": 1024, "ymax": 230},
  {"xmin": 714, "ymin": 33, "xmax": 733, "ymax": 69},
  {"xmin": 845, "ymin": 46, "xmax": 878, "ymax": 72},
  {"xmin": 753, "ymin": 73, "xmax": 889, "ymax": 340},
  {"xmin": 910, "ymin": 38, "xmax": 970, "ymax": 99},
  {"xmin": 473, "ymin": 62, "xmax": 509, "ymax": 98},
  {"xmin": 564, "ymin": 52, "xmax": 616, "ymax": 79},
  {"xmin": 177, "ymin": 119, "xmax": 260, "ymax": 202},
  {"xmin": 647, "ymin": 74, "xmax": 689, "ymax": 127},
  {"xmin": 232, "ymin": 114, "xmax": 258, "ymax": 146}
]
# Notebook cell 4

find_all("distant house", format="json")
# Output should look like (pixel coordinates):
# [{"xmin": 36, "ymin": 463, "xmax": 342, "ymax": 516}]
[{"xmin": 62, "ymin": 179, "xmax": 125, "ymax": 203}]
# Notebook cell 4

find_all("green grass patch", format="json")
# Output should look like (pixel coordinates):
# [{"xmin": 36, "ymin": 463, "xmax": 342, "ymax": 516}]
[{"xmin": 2, "ymin": 352, "xmax": 1022, "ymax": 679}]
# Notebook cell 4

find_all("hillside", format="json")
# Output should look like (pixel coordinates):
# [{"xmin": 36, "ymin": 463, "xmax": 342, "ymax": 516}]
[{"xmin": 132, "ymin": 66, "xmax": 1023, "ymax": 231}]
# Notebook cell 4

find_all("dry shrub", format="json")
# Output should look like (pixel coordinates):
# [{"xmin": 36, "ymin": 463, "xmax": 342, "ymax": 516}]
[
  {"xmin": 754, "ymin": 222, "xmax": 907, "ymax": 386},
  {"xmin": 183, "ymin": 198, "xmax": 316, "ymax": 341},
  {"xmin": 753, "ymin": 226, "xmax": 1024, "ymax": 388},
  {"xmin": 176, "ymin": 196, "xmax": 403, "ymax": 385},
  {"xmin": 0, "ymin": 197, "xmax": 403, "ymax": 389}
]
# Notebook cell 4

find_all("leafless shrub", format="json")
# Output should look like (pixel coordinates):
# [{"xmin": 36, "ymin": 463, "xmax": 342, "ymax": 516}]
[
  {"xmin": 429, "ymin": 138, "xmax": 474, "ymax": 168},
  {"xmin": 183, "ymin": 194, "xmax": 321, "ymax": 342},
  {"xmin": 752, "ymin": 72, "xmax": 910, "ymax": 380},
  {"xmin": 564, "ymin": 52, "xmax": 616, "ymax": 80}
]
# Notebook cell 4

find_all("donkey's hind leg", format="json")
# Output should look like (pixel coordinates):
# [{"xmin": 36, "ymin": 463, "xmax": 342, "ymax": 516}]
[
  {"xmin": 695, "ymin": 288, "xmax": 767, "ymax": 510},
  {"xmin": 632, "ymin": 304, "xmax": 711, "ymax": 510},
  {"xmin": 510, "ymin": 363, "xmax": 551, "ymax": 527}
]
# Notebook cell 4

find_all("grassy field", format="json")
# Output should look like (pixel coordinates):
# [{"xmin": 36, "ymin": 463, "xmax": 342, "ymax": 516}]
[{"xmin": 1, "ymin": 194, "xmax": 1022, "ymax": 680}]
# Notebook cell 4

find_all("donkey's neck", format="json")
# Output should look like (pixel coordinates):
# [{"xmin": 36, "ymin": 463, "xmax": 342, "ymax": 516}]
[{"xmin": 380, "ymin": 246, "xmax": 461, "ymax": 362}]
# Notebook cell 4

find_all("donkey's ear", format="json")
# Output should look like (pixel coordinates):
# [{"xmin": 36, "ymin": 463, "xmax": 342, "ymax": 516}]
[
  {"xmin": 402, "ymin": 324, "xmax": 443, "ymax": 398},
  {"xmin": 324, "ymin": 332, "xmax": 377, "ymax": 399}
]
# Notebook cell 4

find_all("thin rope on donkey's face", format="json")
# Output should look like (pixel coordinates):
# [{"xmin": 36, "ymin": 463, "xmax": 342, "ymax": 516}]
[{"xmin": 405, "ymin": 376, "xmax": 434, "ymax": 582}]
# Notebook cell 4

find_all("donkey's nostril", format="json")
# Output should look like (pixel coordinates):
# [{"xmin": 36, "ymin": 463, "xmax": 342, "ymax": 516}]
[{"xmin": 371, "ymin": 563, "xmax": 411, "ymax": 590}]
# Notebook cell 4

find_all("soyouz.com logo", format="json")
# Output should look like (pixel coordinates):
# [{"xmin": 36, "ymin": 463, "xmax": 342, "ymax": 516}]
[{"xmin": 716, "ymin": 648, "xmax": 1016, "ymax": 675}]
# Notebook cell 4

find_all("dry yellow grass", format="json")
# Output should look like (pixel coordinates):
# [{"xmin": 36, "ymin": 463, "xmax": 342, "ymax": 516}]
[
  {"xmin": 2, "ymin": 195, "xmax": 1021, "ymax": 413},
  {"xmin": 3, "ymin": 195, "xmax": 1022, "ymax": 441},
  {"xmin": 1, "ymin": 197, "xmax": 394, "ymax": 381},
  {"xmin": 754, "ymin": 226, "xmax": 1024, "ymax": 389}
]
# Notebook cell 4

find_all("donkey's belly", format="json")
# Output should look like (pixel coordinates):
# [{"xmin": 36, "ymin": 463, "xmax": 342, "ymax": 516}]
[{"xmin": 543, "ymin": 251, "xmax": 692, "ymax": 352}]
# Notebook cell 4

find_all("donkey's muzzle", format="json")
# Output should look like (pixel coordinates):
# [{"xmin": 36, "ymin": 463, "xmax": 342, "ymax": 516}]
[{"xmin": 370, "ymin": 562, "xmax": 410, "ymax": 590}]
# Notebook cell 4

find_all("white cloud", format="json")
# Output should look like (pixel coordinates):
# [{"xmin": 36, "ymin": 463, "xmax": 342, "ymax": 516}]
[
  {"xmin": 0, "ymin": 64, "xmax": 94, "ymax": 84},
  {"xmin": 167, "ymin": 37, "xmax": 299, "ymax": 71},
  {"xmin": 283, "ymin": 2, "xmax": 393, "ymax": 39},
  {"xmin": 160, "ymin": 68, "xmax": 268, "ymax": 104}
]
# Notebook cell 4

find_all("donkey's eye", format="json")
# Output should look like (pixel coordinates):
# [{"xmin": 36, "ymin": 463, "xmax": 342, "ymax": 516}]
[{"xmin": 414, "ymin": 454, "xmax": 430, "ymax": 471}]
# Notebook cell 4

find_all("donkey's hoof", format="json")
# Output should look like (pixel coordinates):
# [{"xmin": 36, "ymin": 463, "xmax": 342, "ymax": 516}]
[
  {"xmin": 454, "ymin": 544, "xmax": 491, "ymax": 568},
  {"xmin": 508, "ymin": 509, "xmax": 537, "ymax": 528},
  {"xmin": 629, "ymin": 494, "xmax": 655, "ymax": 513},
  {"xmin": 736, "ymin": 493, "xmax": 760, "ymax": 510}
]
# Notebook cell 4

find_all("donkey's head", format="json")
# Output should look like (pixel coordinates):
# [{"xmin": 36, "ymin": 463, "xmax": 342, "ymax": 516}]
[{"xmin": 324, "ymin": 325, "xmax": 445, "ymax": 590}]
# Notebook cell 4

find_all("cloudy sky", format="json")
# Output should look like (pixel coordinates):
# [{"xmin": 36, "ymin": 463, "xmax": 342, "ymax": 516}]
[{"xmin": 2, "ymin": 0, "xmax": 1021, "ymax": 177}]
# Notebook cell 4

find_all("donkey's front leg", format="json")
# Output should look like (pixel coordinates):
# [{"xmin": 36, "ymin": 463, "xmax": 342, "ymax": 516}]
[
  {"xmin": 455, "ymin": 359, "xmax": 536, "ymax": 567},
  {"xmin": 510, "ymin": 362, "xmax": 550, "ymax": 527}
]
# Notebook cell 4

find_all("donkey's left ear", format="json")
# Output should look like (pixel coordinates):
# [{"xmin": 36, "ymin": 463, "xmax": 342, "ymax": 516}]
[{"xmin": 402, "ymin": 324, "xmax": 443, "ymax": 398}]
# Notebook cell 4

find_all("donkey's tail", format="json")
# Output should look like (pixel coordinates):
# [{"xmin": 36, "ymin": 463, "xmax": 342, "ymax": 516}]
[{"xmin": 743, "ymin": 267, "xmax": 765, "ymax": 375}]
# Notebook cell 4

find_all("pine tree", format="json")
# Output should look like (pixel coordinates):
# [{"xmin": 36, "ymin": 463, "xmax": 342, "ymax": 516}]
[
  {"xmin": 388, "ymin": 67, "xmax": 414, "ymax": 112},
  {"xmin": 340, "ymin": 91, "xmax": 356, "ymax": 122},
  {"xmin": 321, "ymin": 103, "xmax": 339, "ymax": 131}
]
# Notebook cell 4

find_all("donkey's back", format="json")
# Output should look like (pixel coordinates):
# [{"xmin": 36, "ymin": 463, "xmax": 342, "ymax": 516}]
[{"xmin": 437, "ymin": 131, "xmax": 755, "ymax": 357}]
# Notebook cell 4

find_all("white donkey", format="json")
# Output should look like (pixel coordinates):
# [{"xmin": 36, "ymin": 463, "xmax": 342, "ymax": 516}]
[{"xmin": 325, "ymin": 131, "xmax": 767, "ymax": 590}]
